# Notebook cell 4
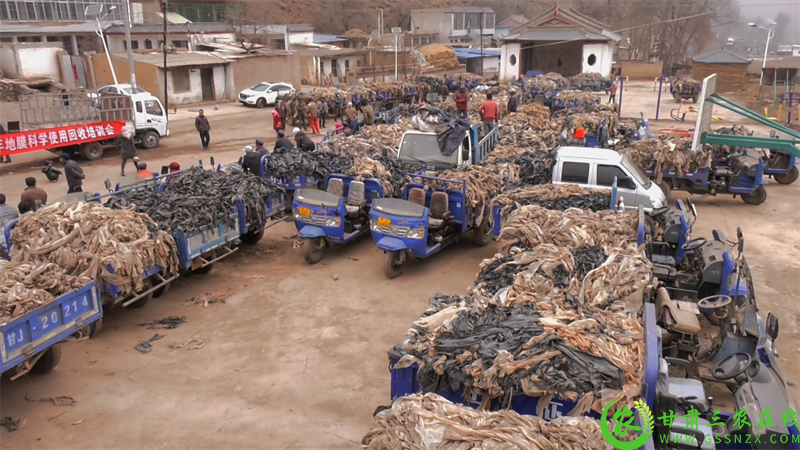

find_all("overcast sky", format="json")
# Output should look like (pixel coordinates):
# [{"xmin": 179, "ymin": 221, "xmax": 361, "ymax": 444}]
[{"xmin": 739, "ymin": 1, "xmax": 800, "ymax": 42}]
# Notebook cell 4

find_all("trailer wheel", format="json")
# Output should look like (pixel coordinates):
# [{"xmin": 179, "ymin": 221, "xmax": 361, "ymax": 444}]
[
  {"xmin": 673, "ymin": 93, "xmax": 681, "ymax": 103},
  {"xmin": 153, "ymin": 281, "xmax": 171, "ymax": 298},
  {"xmin": 384, "ymin": 250, "xmax": 403, "ymax": 279},
  {"xmin": 774, "ymin": 166, "xmax": 798, "ymax": 185},
  {"xmin": 140, "ymin": 131, "xmax": 160, "ymax": 149},
  {"xmin": 657, "ymin": 181, "xmax": 672, "ymax": 199},
  {"xmin": 473, "ymin": 214, "xmax": 493, "ymax": 247},
  {"xmin": 302, "ymin": 237, "xmax": 326, "ymax": 264},
  {"xmin": 31, "ymin": 345, "xmax": 62, "ymax": 374},
  {"xmin": 79, "ymin": 142, "xmax": 103, "ymax": 160},
  {"xmin": 741, "ymin": 185, "xmax": 767, "ymax": 205},
  {"xmin": 240, "ymin": 228, "xmax": 265, "ymax": 245}
]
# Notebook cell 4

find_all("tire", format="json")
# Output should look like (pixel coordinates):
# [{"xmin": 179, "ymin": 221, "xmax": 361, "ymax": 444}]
[
  {"xmin": 140, "ymin": 131, "xmax": 160, "ymax": 149},
  {"xmin": 79, "ymin": 142, "xmax": 103, "ymax": 160},
  {"xmin": 473, "ymin": 214, "xmax": 492, "ymax": 247},
  {"xmin": 658, "ymin": 180, "xmax": 671, "ymax": 199},
  {"xmin": 84, "ymin": 318, "xmax": 103, "ymax": 337},
  {"xmin": 31, "ymin": 345, "xmax": 62, "ymax": 374},
  {"xmin": 302, "ymin": 237, "xmax": 326, "ymax": 264},
  {"xmin": 373, "ymin": 405, "xmax": 390, "ymax": 417},
  {"xmin": 127, "ymin": 289, "xmax": 153, "ymax": 309},
  {"xmin": 240, "ymin": 228, "xmax": 265, "ymax": 245},
  {"xmin": 673, "ymin": 93, "xmax": 681, "ymax": 103},
  {"xmin": 153, "ymin": 281, "xmax": 171, "ymax": 298},
  {"xmin": 534, "ymin": 93, "xmax": 545, "ymax": 104},
  {"xmin": 192, "ymin": 263, "xmax": 214, "ymax": 275},
  {"xmin": 256, "ymin": 98, "xmax": 266, "ymax": 108},
  {"xmin": 774, "ymin": 166, "xmax": 798, "ymax": 185},
  {"xmin": 741, "ymin": 185, "xmax": 767, "ymax": 205},
  {"xmin": 384, "ymin": 250, "xmax": 403, "ymax": 279}
]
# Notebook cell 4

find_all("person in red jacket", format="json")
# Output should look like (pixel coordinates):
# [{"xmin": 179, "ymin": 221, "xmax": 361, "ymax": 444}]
[
  {"xmin": 454, "ymin": 86, "xmax": 469, "ymax": 117},
  {"xmin": 608, "ymin": 82, "xmax": 617, "ymax": 104},
  {"xmin": 478, "ymin": 93, "xmax": 500, "ymax": 135},
  {"xmin": 572, "ymin": 127, "xmax": 586, "ymax": 146},
  {"xmin": 272, "ymin": 108, "xmax": 282, "ymax": 136}
]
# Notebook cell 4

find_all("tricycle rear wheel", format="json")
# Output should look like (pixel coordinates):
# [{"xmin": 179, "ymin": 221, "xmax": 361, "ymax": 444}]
[
  {"xmin": 128, "ymin": 289, "xmax": 153, "ymax": 309},
  {"xmin": 741, "ymin": 185, "xmax": 767, "ymax": 205},
  {"xmin": 153, "ymin": 281, "xmax": 171, "ymax": 298},
  {"xmin": 774, "ymin": 166, "xmax": 798, "ymax": 185},
  {"xmin": 473, "ymin": 214, "xmax": 492, "ymax": 247},
  {"xmin": 302, "ymin": 237, "xmax": 327, "ymax": 264},
  {"xmin": 31, "ymin": 345, "xmax": 62, "ymax": 374},
  {"xmin": 384, "ymin": 250, "xmax": 403, "ymax": 279},
  {"xmin": 240, "ymin": 228, "xmax": 265, "ymax": 245}
]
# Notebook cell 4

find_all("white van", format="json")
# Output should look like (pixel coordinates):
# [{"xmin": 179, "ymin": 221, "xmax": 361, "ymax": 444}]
[{"xmin": 552, "ymin": 147, "xmax": 666, "ymax": 211}]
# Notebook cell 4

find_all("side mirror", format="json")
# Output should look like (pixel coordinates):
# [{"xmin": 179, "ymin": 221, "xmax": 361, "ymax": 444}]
[
  {"xmin": 210, "ymin": 156, "xmax": 216, "ymax": 167},
  {"xmin": 687, "ymin": 198, "xmax": 697, "ymax": 219},
  {"xmin": 766, "ymin": 313, "xmax": 779, "ymax": 342},
  {"xmin": 104, "ymin": 178, "xmax": 112, "ymax": 191},
  {"xmin": 737, "ymin": 227, "xmax": 744, "ymax": 253}
]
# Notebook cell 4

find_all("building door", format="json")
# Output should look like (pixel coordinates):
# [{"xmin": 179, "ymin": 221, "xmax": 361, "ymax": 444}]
[{"xmin": 200, "ymin": 68, "xmax": 215, "ymax": 101}]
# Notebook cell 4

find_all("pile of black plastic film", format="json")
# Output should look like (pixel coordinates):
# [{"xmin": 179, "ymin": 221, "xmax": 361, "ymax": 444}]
[
  {"xmin": 385, "ymin": 104, "xmax": 418, "ymax": 123},
  {"xmin": 484, "ymin": 149, "xmax": 555, "ymax": 187},
  {"xmin": 389, "ymin": 244, "xmax": 651, "ymax": 415},
  {"xmin": 264, "ymin": 147, "xmax": 355, "ymax": 181},
  {"xmin": 491, "ymin": 184, "xmax": 612, "ymax": 223},
  {"xmin": 106, "ymin": 167, "xmax": 280, "ymax": 233}
]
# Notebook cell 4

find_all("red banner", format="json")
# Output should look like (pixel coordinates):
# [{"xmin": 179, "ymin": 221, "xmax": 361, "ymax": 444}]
[{"xmin": 0, "ymin": 120, "xmax": 126, "ymax": 157}]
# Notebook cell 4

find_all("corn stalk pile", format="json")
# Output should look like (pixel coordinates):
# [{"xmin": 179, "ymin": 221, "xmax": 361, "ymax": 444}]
[
  {"xmin": 0, "ymin": 260, "xmax": 92, "ymax": 325},
  {"xmin": 671, "ymin": 76, "xmax": 701, "ymax": 92},
  {"xmin": 390, "ymin": 243, "xmax": 650, "ymax": 412},
  {"xmin": 712, "ymin": 124, "xmax": 752, "ymax": 155},
  {"xmin": 362, "ymin": 393, "xmax": 615, "ymax": 450},
  {"xmin": 496, "ymin": 114, "xmax": 550, "ymax": 148},
  {"xmin": 9, "ymin": 202, "xmax": 179, "ymax": 298},
  {"xmin": 569, "ymin": 73, "xmax": 603, "ymax": 86},
  {"xmin": 484, "ymin": 149, "xmax": 556, "ymax": 187},
  {"xmin": 516, "ymin": 102, "xmax": 551, "ymax": 127},
  {"xmin": 348, "ymin": 157, "xmax": 395, "ymax": 197},
  {"xmin": 552, "ymin": 104, "xmax": 618, "ymax": 135},
  {"xmin": 496, "ymin": 205, "xmax": 639, "ymax": 253},
  {"xmin": 492, "ymin": 184, "xmax": 612, "ymax": 223},
  {"xmin": 616, "ymin": 137, "xmax": 712, "ymax": 175}
]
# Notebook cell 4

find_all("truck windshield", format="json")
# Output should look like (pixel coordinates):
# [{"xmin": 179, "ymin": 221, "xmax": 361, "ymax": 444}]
[
  {"xmin": 398, "ymin": 133, "xmax": 457, "ymax": 167},
  {"xmin": 621, "ymin": 154, "xmax": 652, "ymax": 189}
]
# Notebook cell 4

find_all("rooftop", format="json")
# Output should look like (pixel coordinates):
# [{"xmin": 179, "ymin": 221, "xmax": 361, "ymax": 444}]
[
  {"xmin": 123, "ymin": 52, "xmax": 229, "ymax": 68},
  {"xmin": 106, "ymin": 23, "xmax": 232, "ymax": 35},
  {"xmin": 692, "ymin": 49, "xmax": 752, "ymax": 65},
  {"xmin": 504, "ymin": 6, "xmax": 620, "ymax": 42},
  {"xmin": 763, "ymin": 56, "xmax": 800, "ymax": 70},
  {"xmin": 0, "ymin": 21, "xmax": 117, "ymax": 34},
  {"xmin": 313, "ymin": 34, "xmax": 347, "ymax": 44},
  {"xmin": 454, "ymin": 48, "xmax": 502, "ymax": 59},
  {"xmin": 445, "ymin": 6, "xmax": 495, "ymax": 14}
]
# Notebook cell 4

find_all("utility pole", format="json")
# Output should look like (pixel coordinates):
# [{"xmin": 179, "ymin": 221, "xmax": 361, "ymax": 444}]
[
  {"xmin": 162, "ymin": 0, "xmax": 169, "ymax": 111},
  {"xmin": 123, "ymin": 0, "xmax": 136, "ymax": 88},
  {"xmin": 480, "ymin": 11, "xmax": 484, "ymax": 78}
]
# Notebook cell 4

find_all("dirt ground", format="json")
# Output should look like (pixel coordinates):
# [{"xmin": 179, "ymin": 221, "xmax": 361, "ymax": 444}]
[{"xmin": 1, "ymin": 87, "xmax": 798, "ymax": 449}]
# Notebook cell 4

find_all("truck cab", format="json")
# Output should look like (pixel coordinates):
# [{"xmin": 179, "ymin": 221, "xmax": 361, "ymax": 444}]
[
  {"xmin": 552, "ymin": 147, "xmax": 666, "ymax": 211},
  {"xmin": 396, "ymin": 125, "xmax": 496, "ymax": 170},
  {"xmin": 129, "ymin": 92, "xmax": 169, "ymax": 149}
]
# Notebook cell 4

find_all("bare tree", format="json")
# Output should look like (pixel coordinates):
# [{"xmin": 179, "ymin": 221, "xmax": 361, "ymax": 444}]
[{"xmin": 224, "ymin": 0, "xmax": 273, "ymax": 52}]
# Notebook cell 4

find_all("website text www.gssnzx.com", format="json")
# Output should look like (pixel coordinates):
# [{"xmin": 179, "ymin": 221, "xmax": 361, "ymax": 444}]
[{"xmin": 660, "ymin": 433, "xmax": 800, "ymax": 445}]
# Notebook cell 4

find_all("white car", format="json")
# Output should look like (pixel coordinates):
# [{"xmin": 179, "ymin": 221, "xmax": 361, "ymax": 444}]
[
  {"xmin": 239, "ymin": 82, "xmax": 295, "ymax": 108},
  {"xmin": 97, "ymin": 84, "xmax": 149, "ymax": 95}
]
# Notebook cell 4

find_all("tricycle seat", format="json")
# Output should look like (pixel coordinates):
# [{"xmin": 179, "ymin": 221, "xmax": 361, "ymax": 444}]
[
  {"xmin": 373, "ymin": 198, "xmax": 426, "ymax": 218},
  {"xmin": 651, "ymin": 254, "xmax": 676, "ymax": 266},
  {"xmin": 295, "ymin": 189, "xmax": 341, "ymax": 208}
]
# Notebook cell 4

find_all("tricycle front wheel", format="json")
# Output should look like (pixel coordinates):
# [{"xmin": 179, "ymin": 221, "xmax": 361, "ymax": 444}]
[
  {"xmin": 774, "ymin": 166, "xmax": 798, "ymax": 185},
  {"xmin": 302, "ymin": 237, "xmax": 327, "ymax": 264},
  {"xmin": 384, "ymin": 250, "xmax": 403, "ymax": 279}
]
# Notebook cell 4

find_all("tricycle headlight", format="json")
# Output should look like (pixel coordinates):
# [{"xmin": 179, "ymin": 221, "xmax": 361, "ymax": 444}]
[
  {"xmin": 407, "ymin": 228, "xmax": 425, "ymax": 239},
  {"xmin": 325, "ymin": 217, "xmax": 341, "ymax": 227},
  {"xmin": 370, "ymin": 220, "xmax": 378, "ymax": 230}
]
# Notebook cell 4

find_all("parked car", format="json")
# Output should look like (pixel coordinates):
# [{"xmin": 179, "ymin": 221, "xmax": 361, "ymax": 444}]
[
  {"xmin": 97, "ymin": 84, "xmax": 149, "ymax": 95},
  {"xmin": 239, "ymin": 82, "xmax": 295, "ymax": 108}
]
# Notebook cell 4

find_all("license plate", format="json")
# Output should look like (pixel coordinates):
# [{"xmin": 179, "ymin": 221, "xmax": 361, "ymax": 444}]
[
  {"xmin": 378, "ymin": 217, "xmax": 391, "ymax": 227},
  {"xmin": 675, "ymin": 300, "xmax": 700, "ymax": 315},
  {"xmin": 298, "ymin": 207, "xmax": 311, "ymax": 217},
  {"xmin": 191, "ymin": 259, "xmax": 204, "ymax": 271}
]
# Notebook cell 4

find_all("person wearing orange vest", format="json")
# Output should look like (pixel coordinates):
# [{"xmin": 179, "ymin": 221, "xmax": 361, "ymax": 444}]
[{"xmin": 572, "ymin": 127, "xmax": 586, "ymax": 146}]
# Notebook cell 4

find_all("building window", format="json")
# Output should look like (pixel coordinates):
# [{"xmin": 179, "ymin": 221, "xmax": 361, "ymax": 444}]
[
  {"xmin": 509, "ymin": 54, "xmax": 517, "ymax": 66},
  {"xmin": 587, "ymin": 54, "xmax": 597, "ymax": 66},
  {"xmin": 485, "ymin": 13, "xmax": 495, "ymax": 29},
  {"xmin": 172, "ymin": 40, "xmax": 189, "ymax": 48},
  {"xmin": 31, "ymin": 36, "xmax": 42, "ymax": 42},
  {"xmin": 344, "ymin": 59, "xmax": 349, "ymax": 73},
  {"xmin": 123, "ymin": 40, "xmax": 127, "ymax": 50},
  {"xmin": 466, "ymin": 13, "xmax": 481, "ymax": 30},
  {"xmin": 131, "ymin": 40, "xmax": 139, "ymax": 50},
  {"xmin": 452, "ymin": 13, "xmax": 465, "ymax": 31},
  {"xmin": 331, "ymin": 59, "xmax": 338, "ymax": 76},
  {"xmin": 47, "ymin": 36, "xmax": 59, "ymax": 42},
  {"xmin": 172, "ymin": 68, "xmax": 191, "ymax": 93},
  {"xmin": 144, "ymin": 39, "xmax": 153, "ymax": 49}
]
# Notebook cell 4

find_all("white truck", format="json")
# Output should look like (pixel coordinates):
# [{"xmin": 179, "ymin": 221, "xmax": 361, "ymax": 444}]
[{"xmin": 1, "ymin": 90, "xmax": 168, "ymax": 161}]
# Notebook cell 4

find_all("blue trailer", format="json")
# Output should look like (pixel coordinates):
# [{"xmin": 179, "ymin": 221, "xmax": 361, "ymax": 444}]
[
  {"xmin": 292, "ymin": 175, "xmax": 383, "ymax": 264},
  {"xmin": 1, "ymin": 281, "xmax": 102, "ymax": 380},
  {"xmin": 369, "ymin": 173, "xmax": 494, "ymax": 279}
]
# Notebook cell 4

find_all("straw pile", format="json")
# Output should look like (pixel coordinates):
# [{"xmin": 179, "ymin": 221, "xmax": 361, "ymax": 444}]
[
  {"xmin": 555, "ymin": 90, "xmax": 600, "ymax": 106},
  {"xmin": 569, "ymin": 73, "xmax": 603, "ymax": 85},
  {"xmin": 359, "ymin": 123, "xmax": 414, "ymax": 148},
  {"xmin": 413, "ymin": 165, "xmax": 506, "ymax": 225},
  {"xmin": 617, "ymin": 137, "xmax": 712, "ymax": 175},
  {"xmin": 418, "ymin": 44, "xmax": 460, "ymax": 70}
]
